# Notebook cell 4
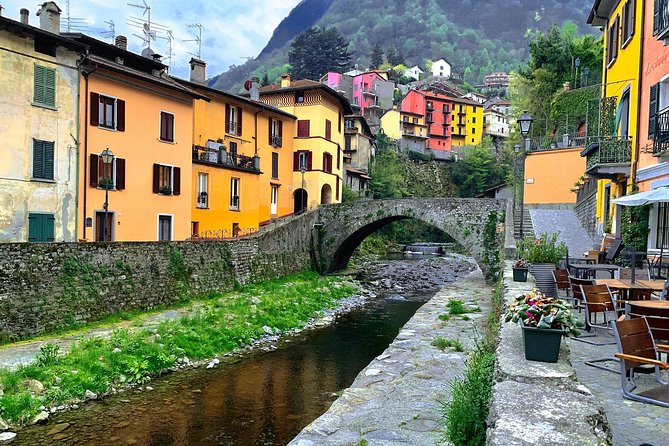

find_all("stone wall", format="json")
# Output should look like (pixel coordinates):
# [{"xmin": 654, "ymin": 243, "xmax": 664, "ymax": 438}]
[
  {"xmin": 575, "ymin": 190, "xmax": 598, "ymax": 240},
  {"xmin": 0, "ymin": 211, "xmax": 319, "ymax": 341}
]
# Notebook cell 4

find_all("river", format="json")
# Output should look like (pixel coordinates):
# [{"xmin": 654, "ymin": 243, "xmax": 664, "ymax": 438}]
[{"xmin": 14, "ymin": 254, "xmax": 473, "ymax": 445}]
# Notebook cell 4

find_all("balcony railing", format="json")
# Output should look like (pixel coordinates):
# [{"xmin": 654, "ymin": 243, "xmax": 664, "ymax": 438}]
[
  {"xmin": 653, "ymin": 108, "xmax": 669, "ymax": 155},
  {"xmin": 271, "ymin": 135, "xmax": 282, "ymax": 147},
  {"xmin": 426, "ymin": 103, "xmax": 435, "ymax": 111},
  {"xmin": 657, "ymin": 0, "xmax": 669, "ymax": 38},
  {"xmin": 226, "ymin": 121, "xmax": 237, "ymax": 135},
  {"xmin": 528, "ymin": 132, "xmax": 587, "ymax": 152},
  {"xmin": 190, "ymin": 227, "xmax": 257, "ymax": 240},
  {"xmin": 230, "ymin": 195, "xmax": 239, "ymax": 210},
  {"xmin": 192, "ymin": 145, "xmax": 261, "ymax": 173},
  {"xmin": 582, "ymin": 136, "xmax": 632, "ymax": 175}
]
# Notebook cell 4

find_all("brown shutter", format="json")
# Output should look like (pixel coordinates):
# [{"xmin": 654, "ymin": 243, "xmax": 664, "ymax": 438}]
[
  {"xmin": 117, "ymin": 99, "xmax": 125, "ymax": 132},
  {"xmin": 173, "ymin": 167, "xmax": 181, "ymax": 195},
  {"xmin": 90, "ymin": 92, "xmax": 99, "ymax": 127},
  {"xmin": 323, "ymin": 153, "xmax": 327, "ymax": 171},
  {"xmin": 293, "ymin": 152, "xmax": 299, "ymax": 171},
  {"xmin": 225, "ymin": 104, "xmax": 230, "ymax": 132},
  {"xmin": 307, "ymin": 151, "xmax": 313, "ymax": 170},
  {"xmin": 278, "ymin": 120, "xmax": 283, "ymax": 137},
  {"xmin": 237, "ymin": 107, "xmax": 242, "ymax": 136},
  {"xmin": 336, "ymin": 176, "xmax": 340, "ymax": 200},
  {"xmin": 268, "ymin": 117, "xmax": 273, "ymax": 144},
  {"xmin": 115, "ymin": 158, "xmax": 126, "ymax": 190},
  {"xmin": 298, "ymin": 120, "xmax": 310, "ymax": 137},
  {"xmin": 337, "ymin": 148, "xmax": 341, "ymax": 170},
  {"xmin": 153, "ymin": 164, "xmax": 160, "ymax": 193},
  {"xmin": 89, "ymin": 154, "xmax": 99, "ymax": 187},
  {"xmin": 326, "ymin": 120, "xmax": 332, "ymax": 140}
]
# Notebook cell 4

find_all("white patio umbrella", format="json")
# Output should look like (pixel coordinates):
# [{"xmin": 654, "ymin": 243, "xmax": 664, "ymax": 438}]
[{"xmin": 612, "ymin": 186, "xmax": 669, "ymax": 277}]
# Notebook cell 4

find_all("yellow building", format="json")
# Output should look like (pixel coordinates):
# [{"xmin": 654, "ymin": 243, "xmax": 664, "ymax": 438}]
[
  {"xmin": 585, "ymin": 0, "xmax": 642, "ymax": 236},
  {"xmin": 379, "ymin": 108, "xmax": 429, "ymax": 152},
  {"xmin": 175, "ymin": 65, "xmax": 296, "ymax": 237},
  {"xmin": 451, "ymin": 97, "xmax": 484, "ymax": 146},
  {"xmin": 260, "ymin": 76, "xmax": 353, "ymax": 212}
]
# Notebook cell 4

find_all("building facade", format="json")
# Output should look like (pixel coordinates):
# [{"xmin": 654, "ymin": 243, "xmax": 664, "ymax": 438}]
[
  {"xmin": 401, "ymin": 90, "xmax": 452, "ymax": 152},
  {"xmin": 431, "ymin": 58, "xmax": 452, "ymax": 78},
  {"xmin": 344, "ymin": 115, "xmax": 375, "ymax": 197},
  {"xmin": 451, "ymin": 97, "xmax": 484, "ymax": 147},
  {"xmin": 380, "ymin": 108, "xmax": 428, "ymax": 153}
]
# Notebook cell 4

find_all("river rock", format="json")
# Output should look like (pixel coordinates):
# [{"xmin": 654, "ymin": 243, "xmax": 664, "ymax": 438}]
[
  {"xmin": 0, "ymin": 418, "xmax": 9, "ymax": 431},
  {"xmin": 84, "ymin": 390, "xmax": 98, "ymax": 400},
  {"xmin": 46, "ymin": 423, "xmax": 70, "ymax": 435},
  {"xmin": 30, "ymin": 411, "xmax": 49, "ymax": 425},
  {"xmin": 262, "ymin": 325, "xmax": 273, "ymax": 335},
  {"xmin": 23, "ymin": 380, "xmax": 44, "ymax": 394},
  {"xmin": 0, "ymin": 432, "xmax": 16, "ymax": 443}
]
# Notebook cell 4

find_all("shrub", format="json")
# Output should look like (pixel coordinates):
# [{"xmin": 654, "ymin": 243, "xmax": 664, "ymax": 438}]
[{"xmin": 516, "ymin": 232, "xmax": 567, "ymax": 265}]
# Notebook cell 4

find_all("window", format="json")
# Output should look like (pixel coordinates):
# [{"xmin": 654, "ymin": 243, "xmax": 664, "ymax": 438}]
[
  {"xmin": 295, "ymin": 91, "xmax": 304, "ymax": 103},
  {"xmin": 653, "ymin": 0, "xmax": 669, "ymax": 37},
  {"xmin": 413, "ymin": 117, "xmax": 418, "ymax": 124},
  {"xmin": 160, "ymin": 111, "xmax": 174, "ymax": 142},
  {"xmin": 158, "ymin": 215, "xmax": 172, "ymax": 241},
  {"xmin": 33, "ymin": 65, "xmax": 55, "ymax": 107},
  {"xmin": 294, "ymin": 150, "xmax": 312, "ymax": 171},
  {"xmin": 28, "ymin": 213, "xmax": 55, "ymax": 242},
  {"xmin": 323, "ymin": 152, "xmax": 333, "ymax": 173},
  {"xmin": 325, "ymin": 119, "xmax": 332, "ymax": 140},
  {"xmin": 607, "ymin": 16, "xmax": 620, "ymax": 65},
  {"xmin": 32, "ymin": 139, "xmax": 54, "ymax": 181},
  {"xmin": 271, "ymin": 185, "xmax": 278, "ymax": 215},
  {"xmin": 230, "ymin": 177, "xmax": 240, "ymax": 210},
  {"xmin": 622, "ymin": 0, "xmax": 636, "ymax": 46},
  {"xmin": 472, "ymin": 116, "xmax": 477, "ymax": 124},
  {"xmin": 272, "ymin": 152, "xmax": 279, "ymax": 179},
  {"xmin": 225, "ymin": 104, "xmax": 242, "ymax": 135},
  {"xmin": 197, "ymin": 172, "xmax": 208, "ymax": 208},
  {"xmin": 443, "ymin": 104, "xmax": 450, "ymax": 113},
  {"xmin": 100, "ymin": 95, "xmax": 116, "ymax": 129},
  {"xmin": 656, "ymin": 203, "xmax": 669, "ymax": 249},
  {"xmin": 472, "ymin": 127, "xmax": 476, "ymax": 134},
  {"xmin": 34, "ymin": 39, "xmax": 56, "ymax": 57},
  {"xmin": 152, "ymin": 164, "xmax": 181, "ymax": 195},
  {"xmin": 269, "ymin": 118, "xmax": 283, "ymax": 147},
  {"xmin": 90, "ymin": 93, "xmax": 125, "ymax": 131},
  {"xmin": 89, "ymin": 154, "xmax": 125, "ymax": 190},
  {"xmin": 297, "ymin": 120, "xmax": 310, "ymax": 137}
]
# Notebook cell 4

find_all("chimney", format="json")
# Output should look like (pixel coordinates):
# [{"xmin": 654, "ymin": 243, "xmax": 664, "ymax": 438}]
[
  {"xmin": 115, "ymin": 35, "xmax": 128, "ymax": 51},
  {"xmin": 20, "ymin": 8, "xmax": 29, "ymax": 24},
  {"xmin": 36, "ymin": 2, "xmax": 62, "ymax": 34},
  {"xmin": 250, "ymin": 76, "xmax": 260, "ymax": 101},
  {"xmin": 281, "ymin": 74, "xmax": 291, "ymax": 88},
  {"xmin": 189, "ymin": 57, "xmax": 206, "ymax": 84}
]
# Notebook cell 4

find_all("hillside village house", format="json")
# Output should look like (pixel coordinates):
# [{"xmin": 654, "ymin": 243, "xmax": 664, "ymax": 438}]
[
  {"xmin": 400, "ymin": 90, "xmax": 453, "ymax": 152},
  {"xmin": 450, "ymin": 97, "xmax": 484, "ymax": 147},
  {"xmin": 0, "ymin": 4, "xmax": 86, "ymax": 242},
  {"xmin": 380, "ymin": 108, "xmax": 428, "ymax": 153},
  {"xmin": 344, "ymin": 115, "xmax": 375, "ymax": 197},
  {"xmin": 431, "ymin": 58, "xmax": 452, "ymax": 78},
  {"xmin": 406, "ymin": 65, "xmax": 424, "ymax": 81}
]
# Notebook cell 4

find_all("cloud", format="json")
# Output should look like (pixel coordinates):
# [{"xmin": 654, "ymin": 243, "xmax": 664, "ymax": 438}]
[{"xmin": 1, "ymin": 0, "xmax": 301, "ymax": 80}]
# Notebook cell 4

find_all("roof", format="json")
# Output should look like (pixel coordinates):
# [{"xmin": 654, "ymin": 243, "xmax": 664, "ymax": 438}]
[
  {"xmin": 451, "ymin": 96, "xmax": 480, "ymax": 106},
  {"xmin": 345, "ymin": 114, "xmax": 372, "ymax": 136},
  {"xmin": 433, "ymin": 58, "xmax": 452, "ymax": 66},
  {"xmin": 0, "ymin": 15, "xmax": 87, "ymax": 52},
  {"xmin": 587, "ymin": 0, "xmax": 616, "ymax": 26},
  {"xmin": 174, "ymin": 78, "xmax": 297, "ymax": 119},
  {"xmin": 346, "ymin": 166, "xmax": 371, "ymax": 179},
  {"xmin": 259, "ymin": 79, "xmax": 353, "ymax": 114}
]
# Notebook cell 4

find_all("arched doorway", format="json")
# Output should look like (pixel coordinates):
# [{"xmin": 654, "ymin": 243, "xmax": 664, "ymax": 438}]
[
  {"xmin": 293, "ymin": 189, "xmax": 307, "ymax": 214},
  {"xmin": 320, "ymin": 184, "xmax": 332, "ymax": 204}
]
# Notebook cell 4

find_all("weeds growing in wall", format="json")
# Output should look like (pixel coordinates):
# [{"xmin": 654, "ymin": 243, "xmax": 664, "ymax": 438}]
[{"xmin": 482, "ymin": 211, "xmax": 503, "ymax": 282}]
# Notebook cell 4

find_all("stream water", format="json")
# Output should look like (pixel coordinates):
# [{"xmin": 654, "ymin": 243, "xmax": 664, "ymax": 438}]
[{"xmin": 15, "ymin": 255, "xmax": 473, "ymax": 446}]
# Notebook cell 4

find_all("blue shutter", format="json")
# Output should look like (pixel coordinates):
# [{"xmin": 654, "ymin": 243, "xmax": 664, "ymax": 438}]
[
  {"xmin": 45, "ymin": 214, "xmax": 55, "ymax": 242},
  {"xmin": 28, "ymin": 213, "xmax": 39, "ymax": 242}
]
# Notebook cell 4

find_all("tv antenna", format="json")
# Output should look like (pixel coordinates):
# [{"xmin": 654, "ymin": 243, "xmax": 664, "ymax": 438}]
[
  {"xmin": 185, "ymin": 23, "xmax": 204, "ymax": 59},
  {"xmin": 62, "ymin": 0, "xmax": 88, "ymax": 32},
  {"xmin": 157, "ymin": 30, "xmax": 175, "ymax": 71},
  {"xmin": 100, "ymin": 20, "xmax": 115, "ymax": 42},
  {"xmin": 127, "ymin": 1, "xmax": 158, "ymax": 49}
]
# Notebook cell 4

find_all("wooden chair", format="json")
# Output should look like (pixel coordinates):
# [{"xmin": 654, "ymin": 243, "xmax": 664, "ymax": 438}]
[
  {"xmin": 552, "ymin": 269, "xmax": 571, "ymax": 300},
  {"xmin": 602, "ymin": 239, "xmax": 623, "ymax": 265},
  {"xmin": 612, "ymin": 316, "xmax": 669, "ymax": 408},
  {"xmin": 628, "ymin": 303, "xmax": 669, "ymax": 347},
  {"xmin": 580, "ymin": 284, "xmax": 622, "ymax": 333},
  {"xmin": 569, "ymin": 276, "xmax": 594, "ymax": 311}
]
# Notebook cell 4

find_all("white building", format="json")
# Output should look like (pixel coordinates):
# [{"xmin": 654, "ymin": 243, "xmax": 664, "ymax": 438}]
[
  {"xmin": 464, "ymin": 92, "xmax": 488, "ymax": 104},
  {"xmin": 406, "ymin": 65, "xmax": 424, "ymax": 81},
  {"xmin": 483, "ymin": 108, "xmax": 510, "ymax": 138},
  {"xmin": 431, "ymin": 58, "xmax": 452, "ymax": 78}
]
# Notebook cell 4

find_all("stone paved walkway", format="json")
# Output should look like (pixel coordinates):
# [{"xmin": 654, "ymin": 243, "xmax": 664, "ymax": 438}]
[
  {"xmin": 530, "ymin": 209, "xmax": 595, "ymax": 255},
  {"xmin": 568, "ymin": 332, "xmax": 669, "ymax": 446},
  {"xmin": 289, "ymin": 269, "xmax": 493, "ymax": 446}
]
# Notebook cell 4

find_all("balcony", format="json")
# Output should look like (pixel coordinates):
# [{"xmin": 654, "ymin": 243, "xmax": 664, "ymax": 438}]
[
  {"xmin": 226, "ymin": 121, "xmax": 237, "ymax": 135},
  {"xmin": 271, "ymin": 135, "xmax": 283, "ymax": 147},
  {"xmin": 528, "ymin": 132, "xmax": 587, "ymax": 152},
  {"xmin": 345, "ymin": 126, "xmax": 359, "ymax": 134},
  {"xmin": 580, "ymin": 136, "xmax": 632, "ymax": 178},
  {"xmin": 362, "ymin": 88, "xmax": 377, "ymax": 97},
  {"xmin": 192, "ymin": 145, "xmax": 261, "ymax": 174},
  {"xmin": 653, "ymin": 109, "xmax": 669, "ymax": 156},
  {"xmin": 426, "ymin": 103, "xmax": 435, "ymax": 111},
  {"xmin": 657, "ymin": 0, "xmax": 669, "ymax": 38},
  {"xmin": 402, "ymin": 127, "xmax": 428, "ymax": 139}
]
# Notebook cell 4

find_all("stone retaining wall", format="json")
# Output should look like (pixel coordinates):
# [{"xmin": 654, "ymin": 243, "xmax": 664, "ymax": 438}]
[
  {"xmin": 575, "ymin": 191, "xmax": 598, "ymax": 240},
  {"xmin": 486, "ymin": 261, "xmax": 612, "ymax": 445}
]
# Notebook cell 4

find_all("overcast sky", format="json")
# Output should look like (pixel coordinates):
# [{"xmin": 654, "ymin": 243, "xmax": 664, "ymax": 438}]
[{"xmin": 1, "ymin": 0, "xmax": 301, "ymax": 79}]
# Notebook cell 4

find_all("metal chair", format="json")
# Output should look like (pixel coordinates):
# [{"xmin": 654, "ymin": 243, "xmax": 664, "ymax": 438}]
[
  {"xmin": 569, "ymin": 276, "xmax": 594, "ymax": 311},
  {"xmin": 552, "ymin": 268, "xmax": 571, "ymax": 300},
  {"xmin": 612, "ymin": 316, "xmax": 669, "ymax": 408},
  {"xmin": 573, "ymin": 284, "xmax": 620, "ymax": 352}
]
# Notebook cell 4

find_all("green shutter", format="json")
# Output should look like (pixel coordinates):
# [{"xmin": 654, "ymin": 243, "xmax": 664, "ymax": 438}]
[
  {"xmin": 28, "ymin": 213, "xmax": 39, "ymax": 242},
  {"xmin": 33, "ymin": 65, "xmax": 55, "ymax": 107},
  {"xmin": 32, "ymin": 139, "xmax": 44, "ymax": 179},
  {"xmin": 28, "ymin": 213, "xmax": 55, "ymax": 242},
  {"xmin": 44, "ymin": 141, "xmax": 54, "ymax": 180},
  {"xmin": 34, "ymin": 65, "xmax": 45, "ymax": 104},
  {"xmin": 45, "ymin": 214, "xmax": 55, "ymax": 241}
]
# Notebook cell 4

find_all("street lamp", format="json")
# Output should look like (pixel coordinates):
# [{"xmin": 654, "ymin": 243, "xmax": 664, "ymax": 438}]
[
  {"xmin": 516, "ymin": 111, "xmax": 534, "ymax": 240},
  {"xmin": 100, "ymin": 148, "xmax": 114, "ymax": 242},
  {"xmin": 300, "ymin": 165, "xmax": 306, "ymax": 214}
]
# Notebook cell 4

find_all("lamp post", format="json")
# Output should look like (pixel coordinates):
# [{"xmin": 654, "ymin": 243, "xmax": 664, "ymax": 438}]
[
  {"xmin": 300, "ymin": 165, "xmax": 306, "ymax": 214},
  {"xmin": 100, "ymin": 148, "xmax": 114, "ymax": 242},
  {"xmin": 517, "ymin": 112, "xmax": 534, "ymax": 239}
]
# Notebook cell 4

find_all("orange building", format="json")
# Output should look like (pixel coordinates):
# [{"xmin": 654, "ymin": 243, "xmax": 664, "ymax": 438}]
[
  {"xmin": 524, "ymin": 148, "xmax": 587, "ymax": 205},
  {"xmin": 68, "ymin": 34, "xmax": 203, "ymax": 241},
  {"xmin": 174, "ymin": 63, "xmax": 296, "ymax": 237}
]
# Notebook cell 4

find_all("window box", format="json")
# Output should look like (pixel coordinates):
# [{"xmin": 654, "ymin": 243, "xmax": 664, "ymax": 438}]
[{"xmin": 160, "ymin": 186, "xmax": 172, "ymax": 195}]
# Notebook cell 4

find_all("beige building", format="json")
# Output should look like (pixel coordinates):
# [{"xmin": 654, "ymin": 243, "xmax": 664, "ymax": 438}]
[
  {"xmin": 344, "ymin": 115, "xmax": 375, "ymax": 197},
  {"xmin": 0, "ymin": 4, "xmax": 86, "ymax": 242}
]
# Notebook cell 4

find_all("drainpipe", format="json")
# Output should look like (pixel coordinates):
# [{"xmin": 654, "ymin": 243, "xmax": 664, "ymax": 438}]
[
  {"xmin": 632, "ymin": 0, "xmax": 646, "ymax": 186},
  {"xmin": 74, "ymin": 48, "xmax": 89, "ymax": 242},
  {"xmin": 81, "ymin": 62, "xmax": 97, "ymax": 241},
  {"xmin": 254, "ymin": 109, "xmax": 262, "ymax": 155}
]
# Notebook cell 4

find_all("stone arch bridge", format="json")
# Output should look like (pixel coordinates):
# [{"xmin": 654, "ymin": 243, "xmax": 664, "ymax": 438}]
[{"xmin": 311, "ymin": 198, "xmax": 507, "ymax": 281}]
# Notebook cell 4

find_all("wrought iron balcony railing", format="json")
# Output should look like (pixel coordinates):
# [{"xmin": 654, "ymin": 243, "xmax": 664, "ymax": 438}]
[
  {"xmin": 583, "ymin": 136, "xmax": 632, "ymax": 172},
  {"xmin": 657, "ymin": 0, "xmax": 669, "ymax": 38},
  {"xmin": 653, "ymin": 108, "xmax": 669, "ymax": 155},
  {"xmin": 192, "ymin": 145, "xmax": 261, "ymax": 173}
]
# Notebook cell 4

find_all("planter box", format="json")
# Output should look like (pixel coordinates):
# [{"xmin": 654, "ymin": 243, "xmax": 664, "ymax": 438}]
[
  {"xmin": 520, "ymin": 321, "xmax": 566, "ymax": 363},
  {"xmin": 529, "ymin": 263, "xmax": 557, "ymax": 297},
  {"xmin": 512, "ymin": 267, "xmax": 529, "ymax": 282}
]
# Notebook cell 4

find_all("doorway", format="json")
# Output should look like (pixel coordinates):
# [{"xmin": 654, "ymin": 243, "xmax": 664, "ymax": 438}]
[{"xmin": 95, "ymin": 211, "xmax": 114, "ymax": 241}]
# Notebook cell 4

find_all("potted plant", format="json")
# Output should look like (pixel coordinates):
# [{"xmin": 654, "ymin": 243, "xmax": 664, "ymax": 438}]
[
  {"xmin": 512, "ymin": 259, "xmax": 530, "ymax": 282},
  {"xmin": 160, "ymin": 186, "xmax": 172, "ymax": 195},
  {"xmin": 516, "ymin": 233, "xmax": 567, "ymax": 297},
  {"xmin": 505, "ymin": 289, "xmax": 583, "ymax": 362}
]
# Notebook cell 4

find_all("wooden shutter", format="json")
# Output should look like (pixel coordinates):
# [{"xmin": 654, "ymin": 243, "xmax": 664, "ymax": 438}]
[
  {"xmin": 326, "ymin": 120, "xmax": 332, "ymax": 140},
  {"xmin": 630, "ymin": 0, "xmax": 636, "ymax": 38},
  {"xmin": 323, "ymin": 152, "xmax": 327, "ymax": 171},
  {"xmin": 44, "ymin": 68, "xmax": 55, "ymax": 107},
  {"xmin": 153, "ymin": 164, "xmax": 160, "ymax": 193},
  {"xmin": 293, "ymin": 152, "xmax": 300, "ymax": 171},
  {"xmin": 272, "ymin": 152, "xmax": 278, "ymax": 178},
  {"xmin": 237, "ymin": 107, "xmax": 243, "ymax": 136},
  {"xmin": 90, "ymin": 154, "xmax": 99, "ymax": 187},
  {"xmin": 298, "ymin": 120, "xmax": 310, "ymax": 137},
  {"xmin": 116, "ymin": 99, "xmax": 125, "ymax": 131},
  {"xmin": 90, "ymin": 92, "xmax": 99, "ymax": 126},
  {"xmin": 268, "ymin": 117, "xmax": 273, "ymax": 144},
  {"xmin": 336, "ymin": 176, "xmax": 340, "ymax": 201},
  {"xmin": 654, "ymin": 0, "xmax": 660, "ymax": 35},
  {"xmin": 650, "ymin": 83, "xmax": 660, "ymax": 139},
  {"xmin": 28, "ymin": 213, "xmax": 39, "ymax": 242},
  {"xmin": 337, "ymin": 148, "xmax": 341, "ymax": 170},
  {"xmin": 34, "ymin": 65, "xmax": 45, "ymax": 105},
  {"xmin": 173, "ymin": 167, "xmax": 181, "ymax": 195},
  {"xmin": 115, "ymin": 158, "xmax": 126, "ymax": 190},
  {"xmin": 32, "ymin": 140, "xmax": 43, "ymax": 179},
  {"xmin": 225, "ymin": 104, "xmax": 231, "ymax": 131},
  {"xmin": 45, "ymin": 214, "xmax": 55, "ymax": 241},
  {"xmin": 44, "ymin": 141, "xmax": 54, "ymax": 180},
  {"xmin": 307, "ymin": 151, "xmax": 313, "ymax": 170},
  {"xmin": 278, "ymin": 120, "xmax": 283, "ymax": 137}
]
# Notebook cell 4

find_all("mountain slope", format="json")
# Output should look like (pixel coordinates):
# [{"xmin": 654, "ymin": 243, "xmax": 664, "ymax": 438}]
[{"xmin": 210, "ymin": 0, "xmax": 594, "ymax": 93}]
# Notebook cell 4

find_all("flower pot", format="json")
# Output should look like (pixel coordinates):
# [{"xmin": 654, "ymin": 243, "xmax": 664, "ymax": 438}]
[
  {"xmin": 520, "ymin": 321, "xmax": 566, "ymax": 363},
  {"xmin": 512, "ymin": 267, "xmax": 529, "ymax": 282},
  {"xmin": 529, "ymin": 263, "xmax": 557, "ymax": 297}
]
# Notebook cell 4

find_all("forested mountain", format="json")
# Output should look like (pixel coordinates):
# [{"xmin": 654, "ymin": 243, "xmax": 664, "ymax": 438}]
[{"xmin": 210, "ymin": 0, "xmax": 594, "ymax": 93}]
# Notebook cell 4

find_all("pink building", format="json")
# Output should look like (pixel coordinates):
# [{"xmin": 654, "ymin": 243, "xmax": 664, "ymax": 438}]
[{"xmin": 401, "ymin": 90, "xmax": 453, "ymax": 151}]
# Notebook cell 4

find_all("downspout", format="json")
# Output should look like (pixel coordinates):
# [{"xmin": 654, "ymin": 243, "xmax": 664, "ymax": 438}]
[
  {"xmin": 632, "ymin": 0, "xmax": 646, "ymax": 185},
  {"xmin": 254, "ymin": 109, "xmax": 262, "ymax": 155},
  {"xmin": 74, "ymin": 50, "xmax": 86, "ymax": 242},
  {"xmin": 81, "ymin": 62, "xmax": 97, "ymax": 241}
]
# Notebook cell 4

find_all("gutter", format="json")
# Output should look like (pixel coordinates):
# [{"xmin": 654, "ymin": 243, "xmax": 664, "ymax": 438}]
[{"xmin": 254, "ymin": 109, "xmax": 262, "ymax": 155}]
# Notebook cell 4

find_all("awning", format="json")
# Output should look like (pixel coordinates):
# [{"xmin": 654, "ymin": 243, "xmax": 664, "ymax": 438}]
[{"xmin": 612, "ymin": 186, "xmax": 669, "ymax": 206}]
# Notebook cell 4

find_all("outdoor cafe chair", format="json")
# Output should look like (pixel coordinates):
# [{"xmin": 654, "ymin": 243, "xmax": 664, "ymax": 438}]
[
  {"xmin": 612, "ymin": 316, "xmax": 669, "ymax": 408},
  {"xmin": 569, "ymin": 276, "xmax": 594, "ymax": 311},
  {"xmin": 552, "ymin": 269, "xmax": 571, "ymax": 300},
  {"xmin": 628, "ymin": 302, "xmax": 669, "ymax": 355},
  {"xmin": 581, "ymin": 284, "xmax": 623, "ymax": 333}
]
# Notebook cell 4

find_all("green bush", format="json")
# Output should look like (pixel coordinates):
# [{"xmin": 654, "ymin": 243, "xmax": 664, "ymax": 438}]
[{"xmin": 516, "ymin": 232, "xmax": 567, "ymax": 265}]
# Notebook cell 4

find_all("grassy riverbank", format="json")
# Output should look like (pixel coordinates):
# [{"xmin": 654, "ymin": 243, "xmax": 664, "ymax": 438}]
[{"xmin": 0, "ymin": 271, "xmax": 357, "ymax": 426}]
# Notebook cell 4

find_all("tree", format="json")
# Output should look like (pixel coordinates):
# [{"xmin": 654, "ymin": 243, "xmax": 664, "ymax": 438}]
[
  {"xmin": 386, "ymin": 45, "xmax": 398, "ymax": 65},
  {"xmin": 261, "ymin": 72, "xmax": 270, "ymax": 86},
  {"xmin": 370, "ymin": 42, "xmax": 384, "ymax": 69},
  {"xmin": 449, "ymin": 137, "xmax": 510, "ymax": 197},
  {"xmin": 288, "ymin": 27, "xmax": 353, "ymax": 80},
  {"xmin": 369, "ymin": 132, "xmax": 407, "ymax": 199}
]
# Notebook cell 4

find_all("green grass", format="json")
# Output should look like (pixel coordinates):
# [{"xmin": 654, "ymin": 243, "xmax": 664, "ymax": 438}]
[
  {"xmin": 431, "ymin": 337, "xmax": 464, "ymax": 352},
  {"xmin": 447, "ymin": 299, "xmax": 466, "ymax": 315},
  {"xmin": 437, "ymin": 313, "xmax": 451, "ymax": 321},
  {"xmin": 0, "ymin": 271, "xmax": 357, "ymax": 426}
]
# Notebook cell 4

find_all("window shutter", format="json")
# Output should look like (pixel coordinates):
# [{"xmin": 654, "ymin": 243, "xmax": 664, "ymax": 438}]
[
  {"xmin": 45, "ymin": 214, "xmax": 55, "ymax": 242},
  {"xmin": 650, "ymin": 83, "xmax": 660, "ymax": 139},
  {"xmin": 173, "ymin": 167, "xmax": 181, "ymax": 195},
  {"xmin": 268, "ymin": 117, "xmax": 273, "ymax": 144},
  {"xmin": 337, "ymin": 148, "xmax": 341, "ymax": 170},
  {"xmin": 323, "ymin": 153, "xmax": 327, "ymax": 171},
  {"xmin": 630, "ymin": 0, "xmax": 636, "ymax": 37},
  {"xmin": 298, "ymin": 120, "xmax": 310, "ymax": 137},
  {"xmin": 90, "ymin": 92, "xmax": 99, "ymax": 126},
  {"xmin": 33, "ymin": 140, "xmax": 44, "ymax": 179},
  {"xmin": 33, "ymin": 65, "xmax": 45, "ymax": 105},
  {"xmin": 44, "ymin": 141, "xmax": 54, "ymax": 180},
  {"xmin": 278, "ymin": 120, "xmax": 283, "ymax": 137},
  {"xmin": 225, "ymin": 104, "xmax": 230, "ymax": 130},
  {"xmin": 116, "ymin": 99, "xmax": 125, "ymax": 131},
  {"xmin": 326, "ymin": 120, "xmax": 332, "ymax": 140},
  {"xmin": 28, "ymin": 213, "xmax": 39, "ymax": 242},
  {"xmin": 307, "ymin": 151, "xmax": 313, "ymax": 170},
  {"xmin": 90, "ymin": 154, "xmax": 99, "ymax": 187},
  {"xmin": 237, "ymin": 107, "xmax": 243, "ymax": 135},
  {"xmin": 116, "ymin": 158, "xmax": 126, "ymax": 190},
  {"xmin": 44, "ymin": 68, "xmax": 55, "ymax": 107},
  {"xmin": 654, "ymin": 0, "xmax": 660, "ymax": 35},
  {"xmin": 272, "ymin": 152, "xmax": 278, "ymax": 178},
  {"xmin": 153, "ymin": 164, "xmax": 160, "ymax": 193},
  {"xmin": 293, "ymin": 152, "xmax": 299, "ymax": 171},
  {"xmin": 336, "ymin": 176, "xmax": 340, "ymax": 201}
]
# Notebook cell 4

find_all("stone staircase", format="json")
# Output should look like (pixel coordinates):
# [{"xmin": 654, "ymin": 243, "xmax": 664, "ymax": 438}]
[{"xmin": 514, "ymin": 208, "xmax": 535, "ymax": 240}]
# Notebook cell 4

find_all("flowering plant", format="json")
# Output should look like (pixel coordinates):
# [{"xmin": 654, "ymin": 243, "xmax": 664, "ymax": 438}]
[
  {"xmin": 504, "ymin": 289, "xmax": 583, "ymax": 337},
  {"xmin": 516, "ymin": 232, "xmax": 567, "ymax": 265},
  {"xmin": 513, "ymin": 259, "xmax": 530, "ymax": 269}
]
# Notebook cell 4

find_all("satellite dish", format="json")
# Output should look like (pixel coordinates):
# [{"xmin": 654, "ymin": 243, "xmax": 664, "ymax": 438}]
[
  {"xmin": 244, "ymin": 80, "xmax": 252, "ymax": 91},
  {"xmin": 141, "ymin": 47, "xmax": 155, "ymax": 58}
]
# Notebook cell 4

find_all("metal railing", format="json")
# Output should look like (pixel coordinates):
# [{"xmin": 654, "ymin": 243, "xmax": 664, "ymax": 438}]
[
  {"xmin": 528, "ymin": 133, "xmax": 587, "ymax": 152},
  {"xmin": 226, "ymin": 121, "xmax": 237, "ymax": 134},
  {"xmin": 190, "ymin": 227, "xmax": 257, "ymax": 240},
  {"xmin": 653, "ymin": 109, "xmax": 669, "ymax": 155},
  {"xmin": 230, "ymin": 195, "xmax": 239, "ymax": 210},
  {"xmin": 192, "ymin": 146, "xmax": 260, "ymax": 173},
  {"xmin": 585, "ymin": 136, "xmax": 632, "ymax": 170},
  {"xmin": 271, "ymin": 135, "xmax": 282, "ymax": 147},
  {"xmin": 658, "ymin": 0, "xmax": 669, "ymax": 37}
]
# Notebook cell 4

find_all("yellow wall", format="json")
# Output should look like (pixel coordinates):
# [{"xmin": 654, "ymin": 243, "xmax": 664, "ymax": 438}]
[
  {"xmin": 524, "ymin": 148, "xmax": 586, "ymax": 204},
  {"xmin": 78, "ymin": 71, "xmax": 194, "ymax": 241},
  {"xmin": 450, "ymin": 100, "xmax": 483, "ymax": 146},
  {"xmin": 380, "ymin": 109, "xmax": 401, "ymax": 140},
  {"xmin": 258, "ymin": 116, "xmax": 295, "ymax": 224}
]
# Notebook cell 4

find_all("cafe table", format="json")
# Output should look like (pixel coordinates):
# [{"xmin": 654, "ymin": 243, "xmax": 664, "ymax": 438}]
[
  {"xmin": 594, "ymin": 279, "xmax": 665, "ymax": 302},
  {"xmin": 569, "ymin": 264, "xmax": 620, "ymax": 279}
]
